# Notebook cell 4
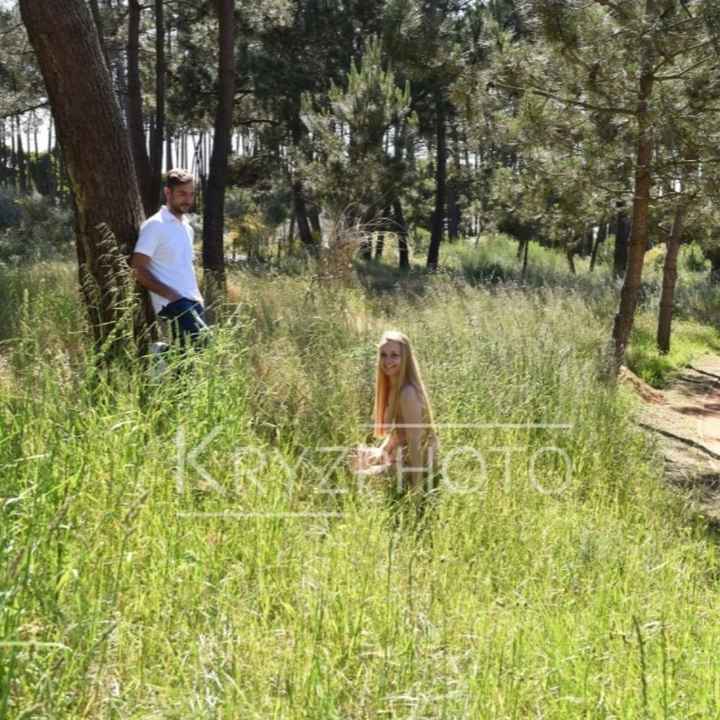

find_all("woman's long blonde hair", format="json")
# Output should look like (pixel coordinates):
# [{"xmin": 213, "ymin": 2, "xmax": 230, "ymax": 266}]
[{"xmin": 373, "ymin": 330, "xmax": 435, "ymax": 438}]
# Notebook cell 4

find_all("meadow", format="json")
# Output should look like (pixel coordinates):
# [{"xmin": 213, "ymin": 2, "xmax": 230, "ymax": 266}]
[{"xmin": 2, "ymin": 235, "xmax": 720, "ymax": 718}]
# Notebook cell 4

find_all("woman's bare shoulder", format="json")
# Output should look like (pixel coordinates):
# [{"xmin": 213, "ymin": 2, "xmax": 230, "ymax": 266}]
[{"xmin": 399, "ymin": 383, "xmax": 423, "ymax": 406}]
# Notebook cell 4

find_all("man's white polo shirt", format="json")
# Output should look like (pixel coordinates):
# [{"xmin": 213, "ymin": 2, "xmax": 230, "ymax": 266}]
[{"xmin": 134, "ymin": 206, "xmax": 202, "ymax": 314}]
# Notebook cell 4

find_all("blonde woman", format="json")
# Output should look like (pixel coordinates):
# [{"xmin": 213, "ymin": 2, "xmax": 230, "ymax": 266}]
[{"xmin": 351, "ymin": 331, "xmax": 439, "ymax": 492}]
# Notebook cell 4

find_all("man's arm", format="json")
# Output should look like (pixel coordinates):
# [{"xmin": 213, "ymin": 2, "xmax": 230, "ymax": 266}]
[{"xmin": 131, "ymin": 252, "xmax": 182, "ymax": 303}]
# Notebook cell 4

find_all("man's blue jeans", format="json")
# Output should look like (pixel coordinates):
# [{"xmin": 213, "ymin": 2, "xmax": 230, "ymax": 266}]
[{"xmin": 158, "ymin": 298, "xmax": 208, "ymax": 348}]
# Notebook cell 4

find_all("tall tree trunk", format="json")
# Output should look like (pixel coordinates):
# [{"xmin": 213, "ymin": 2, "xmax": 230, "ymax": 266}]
[
  {"xmin": 286, "ymin": 213, "xmax": 295, "ymax": 255},
  {"xmin": 165, "ymin": 15, "xmax": 174, "ymax": 170},
  {"xmin": 308, "ymin": 204, "xmax": 321, "ymax": 238},
  {"xmin": 374, "ymin": 207, "xmax": 392, "ymax": 260},
  {"xmin": 447, "ymin": 184, "xmax": 460, "ymax": 241},
  {"xmin": 657, "ymin": 202, "xmax": 688, "ymax": 354},
  {"xmin": 427, "ymin": 94, "xmax": 446, "ymax": 270},
  {"xmin": 127, "ymin": 0, "xmax": 154, "ymax": 215},
  {"xmin": 611, "ymin": 11, "xmax": 656, "ymax": 368},
  {"xmin": 292, "ymin": 180, "xmax": 315, "ymax": 250},
  {"xmin": 149, "ymin": 0, "xmax": 165, "ymax": 209},
  {"xmin": 447, "ymin": 119, "xmax": 461, "ymax": 241},
  {"xmin": 393, "ymin": 198, "xmax": 410, "ymax": 271},
  {"xmin": 390, "ymin": 120, "xmax": 409, "ymax": 271},
  {"xmin": 88, "ymin": 0, "xmax": 110, "ymax": 71},
  {"xmin": 202, "ymin": 0, "xmax": 236, "ymax": 307},
  {"xmin": 566, "ymin": 244, "xmax": 577, "ymax": 275},
  {"xmin": 290, "ymin": 117, "xmax": 317, "ymax": 253},
  {"xmin": 589, "ymin": 223, "xmax": 605, "ymax": 272},
  {"xmin": 166, "ymin": 135, "xmax": 174, "ymax": 170},
  {"xmin": 16, "ymin": 124, "xmax": 27, "ymax": 194},
  {"xmin": 613, "ymin": 209, "xmax": 630, "ymax": 277},
  {"xmin": 705, "ymin": 246, "xmax": 720, "ymax": 282},
  {"xmin": 20, "ymin": 0, "xmax": 145, "ymax": 355}
]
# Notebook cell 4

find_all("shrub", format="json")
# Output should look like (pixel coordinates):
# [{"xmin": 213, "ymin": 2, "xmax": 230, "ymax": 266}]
[
  {"xmin": 0, "ymin": 188, "xmax": 21, "ymax": 229},
  {"xmin": 0, "ymin": 193, "xmax": 74, "ymax": 265}
]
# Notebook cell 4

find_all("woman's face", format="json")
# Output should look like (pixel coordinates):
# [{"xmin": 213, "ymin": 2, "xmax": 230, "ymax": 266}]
[{"xmin": 380, "ymin": 340, "xmax": 403, "ymax": 378}]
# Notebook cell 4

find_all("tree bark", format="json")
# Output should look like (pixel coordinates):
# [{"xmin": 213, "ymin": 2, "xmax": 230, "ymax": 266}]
[
  {"xmin": 308, "ymin": 204, "xmax": 321, "ymax": 237},
  {"xmin": 657, "ymin": 202, "xmax": 688, "ymax": 354},
  {"xmin": 202, "ymin": 0, "xmax": 236, "ymax": 303},
  {"xmin": 292, "ymin": 179, "xmax": 315, "ymax": 250},
  {"xmin": 16, "ymin": 123, "xmax": 27, "ymax": 194},
  {"xmin": 374, "ymin": 207, "xmax": 392, "ymax": 260},
  {"xmin": 127, "ymin": 0, "xmax": 154, "ymax": 215},
  {"xmin": 448, "ymin": 119, "xmax": 461, "ymax": 241},
  {"xmin": 565, "ymin": 244, "xmax": 577, "ymax": 275},
  {"xmin": 427, "ymin": 95, "xmax": 446, "ymax": 270},
  {"xmin": 705, "ymin": 246, "xmax": 720, "ymax": 282},
  {"xmin": 613, "ymin": 209, "xmax": 630, "ymax": 277},
  {"xmin": 20, "ymin": 0, "xmax": 145, "ymax": 354},
  {"xmin": 88, "ymin": 0, "xmax": 110, "ymax": 71},
  {"xmin": 149, "ymin": 0, "xmax": 165, "ymax": 209},
  {"xmin": 393, "ymin": 198, "xmax": 410, "ymax": 271},
  {"xmin": 611, "ymin": 7, "xmax": 656, "ymax": 368},
  {"xmin": 589, "ymin": 225, "xmax": 604, "ymax": 272},
  {"xmin": 290, "ymin": 116, "xmax": 317, "ymax": 253}
]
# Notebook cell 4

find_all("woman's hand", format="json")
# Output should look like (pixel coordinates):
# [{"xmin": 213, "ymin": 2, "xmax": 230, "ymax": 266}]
[{"xmin": 349, "ymin": 445, "xmax": 385, "ymax": 472}]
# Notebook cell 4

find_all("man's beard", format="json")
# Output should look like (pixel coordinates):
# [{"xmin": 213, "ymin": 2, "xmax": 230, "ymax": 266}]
[{"xmin": 169, "ymin": 201, "xmax": 190, "ymax": 215}]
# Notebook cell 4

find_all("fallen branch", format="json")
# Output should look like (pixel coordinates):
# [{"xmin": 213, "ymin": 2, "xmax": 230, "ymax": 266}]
[{"xmin": 638, "ymin": 422, "xmax": 720, "ymax": 461}]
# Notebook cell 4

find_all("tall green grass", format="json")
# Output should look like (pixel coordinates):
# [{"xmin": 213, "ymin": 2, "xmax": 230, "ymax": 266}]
[{"xmin": 2, "ymin": 254, "xmax": 720, "ymax": 718}]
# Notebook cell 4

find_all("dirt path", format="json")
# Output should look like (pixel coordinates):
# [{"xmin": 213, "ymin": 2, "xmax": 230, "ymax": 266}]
[{"xmin": 634, "ymin": 356, "xmax": 720, "ymax": 521}]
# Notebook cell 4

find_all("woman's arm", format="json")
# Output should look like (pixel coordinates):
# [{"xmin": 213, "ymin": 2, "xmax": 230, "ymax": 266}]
[{"xmin": 399, "ymin": 385, "xmax": 425, "ymax": 491}]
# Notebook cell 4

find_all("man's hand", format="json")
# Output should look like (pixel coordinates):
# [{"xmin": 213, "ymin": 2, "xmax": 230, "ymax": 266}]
[{"xmin": 131, "ymin": 253, "xmax": 182, "ymax": 302}]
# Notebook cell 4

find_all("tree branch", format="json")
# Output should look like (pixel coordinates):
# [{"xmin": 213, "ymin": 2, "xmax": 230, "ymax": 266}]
[
  {"xmin": 0, "ymin": 101, "xmax": 49, "ymax": 120},
  {"xmin": 489, "ymin": 80, "xmax": 635, "ymax": 116},
  {"xmin": 653, "ymin": 53, "xmax": 717, "ymax": 81}
]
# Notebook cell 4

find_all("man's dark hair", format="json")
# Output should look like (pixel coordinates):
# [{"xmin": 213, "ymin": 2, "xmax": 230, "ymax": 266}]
[{"xmin": 165, "ymin": 168, "xmax": 194, "ymax": 188}]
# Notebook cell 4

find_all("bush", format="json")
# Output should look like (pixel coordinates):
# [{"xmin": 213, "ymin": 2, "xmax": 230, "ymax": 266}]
[
  {"xmin": 0, "ymin": 193, "xmax": 74, "ymax": 265},
  {"xmin": 0, "ymin": 188, "xmax": 21, "ymax": 229},
  {"xmin": 681, "ymin": 242, "xmax": 710, "ymax": 273}
]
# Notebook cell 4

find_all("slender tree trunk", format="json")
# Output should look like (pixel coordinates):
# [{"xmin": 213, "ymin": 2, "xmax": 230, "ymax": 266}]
[
  {"xmin": 427, "ymin": 94, "xmax": 446, "ymax": 270},
  {"xmin": 165, "ymin": 15, "xmax": 173, "ymax": 170},
  {"xmin": 202, "ymin": 0, "xmax": 236, "ymax": 306},
  {"xmin": 127, "ymin": 0, "xmax": 154, "ymax": 215},
  {"xmin": 390, "ymin": 122, "xmax": 409, "ymax": 271},
  {"xmin": 566, "ymin": 245, "xmax": 577, "ymax": 275},
  {"xmin": 611, "ymin": 9, "xmax": 656, "ymax": 368},
  {"xmin": 613, "ymin": 209, "xmax": 630, "ymax": 277},
  {"xmin": 521, "ymin": 234, "xmax": 530, "ymax": 278},
  {"xmin": 166, "ymin": 135, "xmax": 174, "ymax": 170},
  {"xmin": 287, "ymin": 212, "xmax": 295, "ymax": 254},
  {"xmin": 589, "ymin": 225, "xmax": 604, "ymax": 272},
  {"xmin": 19, "ymin": 0, "xmax": 145, "ymax": 355},
  {"xmin": 149, "ymin": 0, "xmax": 165, "ymax": 209},
  {"xmin": 657, "ymin": 202, "xmax": 688, "ymax": 354},
  {"xmin": 16, "ymin": 127, "xmax": 27, "ymax": 194},
  {"xmin": 393, "ymin": 198, "xmax": 409, "ymax": 271},
  {"xmin": 47, "ymin": 116, "xmax": 55, "ymax": 196},
  {"xmin": 292, "ymin": 180, "xmax": 315, "ymax": 250},
  {"xmin": 308, "ymin": 205, "xmax": 321, "ymax": 239},
  {"xmin": 447, "ymin": 184, "xmax": 460, "ymax": 241},
  {"xmin": 374, "ymin": 207, "xmax": 392, "ymax": 260},
  {"xmin": 448, "ymin": 119, "xmax": 461, "ymax": 240}
]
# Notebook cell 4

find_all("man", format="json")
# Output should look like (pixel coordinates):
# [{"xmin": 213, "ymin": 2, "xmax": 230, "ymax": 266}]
[{"xmin": 131, "ymin": 169, "xmax": 208, "ymax": 347}]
